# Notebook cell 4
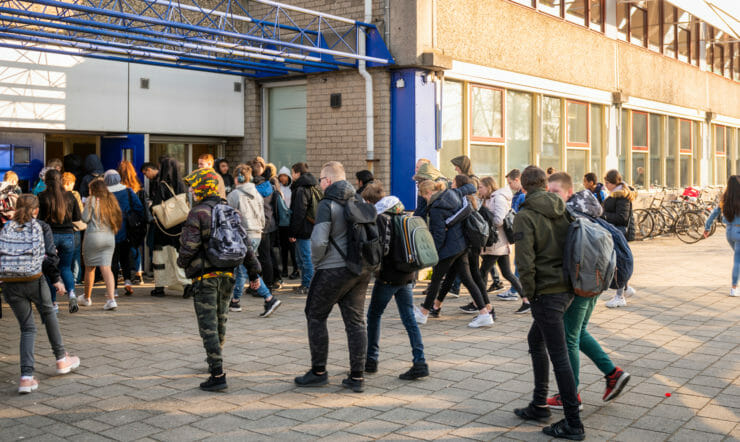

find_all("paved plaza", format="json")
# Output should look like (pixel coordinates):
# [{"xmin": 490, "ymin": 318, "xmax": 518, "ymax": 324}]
[{"xmin": 0, "ymin": 233, "xmax": 738, "ymax": 441}]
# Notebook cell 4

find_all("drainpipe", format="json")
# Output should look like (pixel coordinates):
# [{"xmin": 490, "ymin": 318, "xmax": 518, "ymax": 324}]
[
  {"xmin": 384, "ymin": 0, "xmax": 390, "ymax": 45},
  {"xmin": 359, "ymin": 0, "xmax": 374, "ymax": 171}
]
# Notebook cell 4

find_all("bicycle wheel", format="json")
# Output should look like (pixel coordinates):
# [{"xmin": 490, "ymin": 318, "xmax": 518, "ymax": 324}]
[
  {"xmin": 674, "ymin": 211, "xmax": 706, "ymax": 244},
  {"xmin": 633, "ymin": 209, "xmax": 653, "ymax": 240},
  {"xmin": 649, "ymin": 209, "xmax": 667, "ymax": 237}
]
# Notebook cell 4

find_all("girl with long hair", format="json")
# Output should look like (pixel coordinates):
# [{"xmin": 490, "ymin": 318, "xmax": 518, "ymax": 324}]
[
  {"xmin": 704, "ymin": 175, "xmax": 740, "ymax": 297},
  {"xmin": 38, "ymin": 169, "xmax": 82, "ymax": 313},
  {"xmin": 602, "ymin": 169, "xmax": 636, "ymax": 308},
  {"xmin": 80, "ymin": 180, "xmax": 121, "ymax": 310},
  {"xmin": 117, "ymin": 161, "xmax": 147, "ymax": 285},
  {"xmin": 105, "ymin": 170, "xmax": 144, "ymax": 296},
  {"xmin": 1, "ymin": 195, "xmax": 80, "ymax": 394}
]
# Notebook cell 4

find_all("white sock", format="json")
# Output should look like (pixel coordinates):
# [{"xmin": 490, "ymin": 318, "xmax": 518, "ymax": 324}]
[
  {"xmin": 21, "ymin": 375, "xmax": 33, "ymax": 380},
  {"xmin": 124, "ymin": 280, "xmax": 132, "ymax": 286},
  {"xmin": 69, "ymin": 290, "xmax": 76, "ymax": 299}
]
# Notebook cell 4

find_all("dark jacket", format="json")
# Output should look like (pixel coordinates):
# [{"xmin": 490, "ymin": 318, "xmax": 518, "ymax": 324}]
[
  {"xmin": 39, "ymin": 220, "xmax": 61, "ymax": 284},
  {"xmin": 79, "ymin": 154, "xmax": 104, "ymax": 198},
  {"xmin": 38, "ymin": 191, "xmax": 82, "ymax": 235},
  {"xmin": 110, "ymin": 185, "xmax": 145, "ymax": 243},
  {"xmin": 513, "ymin": 189, "xmax": 571, "ymax": 299},
  {"xmin": 603, "ymin": 184, "xmax": 635, "ymax": 228},
  {"xmin": 177, "ymin": 196, "xmax": 261, "ymax": 280},
  {"xmin": 427, "ymin": 183, "xmax": 476, "ymax": 260},
  {"xmin": 214, "ymin": 159, "xmax": 235, "ymax": 194},
  {"xmin": 310, "ymin": 180, "xmax": 355, "ymax": 270},
  {"xmin": 289, "ymin": 173, "xmax": 320, "ymax": 239},
  {"xmin": 151, "ymin": 178, "xmax": 187, "ymax": 249},
  {"xmin": 254, "ymin": 176, "xmax": 277, "ymax": 234},
  {"xmin": 375, "ymin": 197, "xmax": 416, "ymax": 285}
]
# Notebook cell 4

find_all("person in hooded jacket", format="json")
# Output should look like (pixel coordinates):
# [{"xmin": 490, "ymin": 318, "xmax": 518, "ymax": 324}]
[
  {"xmin": 214, "ymin": 159, "xmax": 234, "ymax": 195},
  {"xmin": 602, "ymin": 169, "xmax": 636, "ymax": 308},
  {"xmin": 277, "ymin": 166, "xmax": 298, "ymax": 279},
  {"xmin": 412, "ymin": 162, "xmax": 448, "ymax": 217},
  {"xmin": 413, "ymin": 179, "xmax": 494, "ymax": 328},
  {"xmin": 355, "ymin": 170, "xmax": 374, "ymax": 196},
  {"xmin": 63, "ymin": 154, "xmax": 84, "ymax": 191},
  {"xmin": 451, "ymin": 155, "xmax": 477, "ymax": 179},
  {"xmin": 288, "ymin": 162, "xmax": 321, "ymax": 293},
  {"xmin": 252, "ymin": 160, "xmax": 279, "ymax": 290},
  {"xmin": 361, "ymin": 181, "xmax": 428, "ymax": 381},
  {"xmin": 79, "ymin": 154, "xmax": 104, "ymax": 199}
]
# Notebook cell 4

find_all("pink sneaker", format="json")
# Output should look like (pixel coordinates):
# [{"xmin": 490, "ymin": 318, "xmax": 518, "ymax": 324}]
[
  {"xmin": 56, "ymin": 354, "xmax": 80, "ymax": 375},
  {"xmin": 18, "ymin": 377, "xmax": 38, "ymax": 394}
]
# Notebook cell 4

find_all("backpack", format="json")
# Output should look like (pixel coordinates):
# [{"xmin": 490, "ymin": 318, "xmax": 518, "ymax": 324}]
[
  {"xmin": 463, "ymin": 210, "xmax": 489, "ymax": 249},
  {"xmin": 276, "ymin": 192, "xmax": 291, "ymax": 227},
  {"xmin": 328, "ymin": 195, "xmax": 383, "ymax": 275},
  {"xmin": 478, "ymin": 205, "xmax": 498, "ymax": 247},
  {"xmin": 305, "ymin": 186, "xmax": 323, "ymax": 225},
  {"xmin": 126, "ymin": 189, "xmax": 147, "ymax": 247},
  {"xmin": 503, "ymin": 209, "xmax": 516, "ymax": 243},
  {"xmin": 0, "ymin": 220, "xmax": 45, "ymax": 280},
  {"xmin": 562, "ymin": 216, "xmax": 617, "ymax": 298},
  {"xmin": 390, "ymin": 214, "xmax": 439, "ymax": 272},
  {"xmin": 206, "ymin": 203, "xmax": 249, "ymax": 269},
  {"xmin": 592, "ymin": 217, "xmax": 634, "ymax": 289}
]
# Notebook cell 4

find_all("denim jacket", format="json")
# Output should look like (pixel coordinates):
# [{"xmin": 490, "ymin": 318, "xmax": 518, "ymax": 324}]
[{"xmin": 705, "ymin": 206, "xmax": 737, "ymax": 230}]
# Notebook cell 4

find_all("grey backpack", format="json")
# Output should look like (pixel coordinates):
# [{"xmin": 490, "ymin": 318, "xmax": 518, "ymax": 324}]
[
  {"xmin": 206, "ymin": 203, "xmax": 249, "ymax": 269},
  {"xmin": 562, "ymin": 216, "xmax": 616, "ymax": 298}
]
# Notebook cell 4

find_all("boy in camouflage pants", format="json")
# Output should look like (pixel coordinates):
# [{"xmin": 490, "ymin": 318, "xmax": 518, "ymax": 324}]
[{"xmin": 178, "ymin": 169, "xmax": 262, "ymax": 391}]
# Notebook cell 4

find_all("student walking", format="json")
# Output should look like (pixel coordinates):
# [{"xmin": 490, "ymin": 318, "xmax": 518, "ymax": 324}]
[
  {"xmin": 118, "ymin": 161, "xmax": 147, "ymax": 285},
  {"xmin": 512, "ymin": 166, "xmax": 584, "ymax": 441},
  {"xmin": 80, "ymin": 180, "xmax": 121, "ymax": 310},
  {"xmin": 705, "ymin": 176, "xmax": 740, "ymax": 297},
  {"xmin": 602, "ymin": 169, "xmax": 636, "ymax": 308},
  {"xmin": 178, "ymin": 168, "xmax": 262, "ymax": 391},
  {"xmin": 276, "ymin": 166, "xmax": 298, "ymax": 279},
  {"xmin": 361, "ymin": 181, "xmax": 428, "ymax": 380},
  {"xmin": 61, "ymin": 173, "xmax": 85, "ymax": 287},
  {"xmin": 288, "ymin": 162, "xmax": 321, "ymax": 294},
  {"xmin": 0, "ymin": 195, "xmax": 81, "ymax": 394}
]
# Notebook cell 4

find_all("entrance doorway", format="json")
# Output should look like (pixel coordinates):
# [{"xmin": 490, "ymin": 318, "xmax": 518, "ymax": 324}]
[
  {"xmin": 45, "ymin": 134, "xmax": 99, "ymax": 164},
  {"xmin": 149, "ymin": 138, "xmax": 225, "ymax": 175}
]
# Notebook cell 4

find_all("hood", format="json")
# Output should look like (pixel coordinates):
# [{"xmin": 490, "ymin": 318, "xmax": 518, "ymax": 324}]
[
  {"xmin": 264, "ymin": 164, "xmax": 276, "ymax": 181},
  {"xmin": 277, "ymin": 166, "xmax": 292, "ymax": 185},
  {"xmin": 184, "ymin": 168, "xmax": 221, "ymax": 201},
  {"xmin": 214, "ymin": 159, "xmax": 229, "ymax": 177},
  {"xmin": 323, "ymin": 180, "xmax": 355, "ymax": 202},
  {"xmin": 567, "ymin": 190, "xmax": 604, "ymax": 217},
  {"xmin": 413, "ymin": 163, "xmax": 444, "ymax": 182},
  {"xmin": 63, "ymin": 154, "xmax": 83, "ymax": 176},
  {"xmin": 451, "ymin": 155, "xmax": 472, "ymax": 176},
  {"xmin": 235, "ymin": 182, "xmax": 257, "ymax": 193},
  {"xmin": 520, "ymin": 189, "xmax": 567, "ymax": 219},
  {"xmin": 107, "ymin": 183, "xmax": 126, "ymax": 193},
  {"xmin": 610, "ymin": 184, "xmax": 636, "ymax": 202},
  {"xmin": 375, "ymin": 196, "xmax": 404, "ymax": 215},
  {"xmin": 39, "ymin": 166, "xmax": 52, "ymax": 180},
  {"xmin": 356, "ymin": 170, "xmax": 374, "ymax": 186},
  {"xmin": 83, "ymin": 154, "xmax": 104, "ymax": 175},
  {"xmin": 255, "ymin": 179, "xmax": 273, "ymax": 197},
  {"xmin": 103, "ymin": 169, "xmax": 121, "ymax": 186},
  {"xmin": 430, "ymin": 188, "xmax": 463, "ymax": 211},
  {"xmin": 493, "ymin": 186, "xmax": 513, "ymax": 200},
  {"xmin": 292, "ymin": 172, "xmax": 318, "ymax": 189}
]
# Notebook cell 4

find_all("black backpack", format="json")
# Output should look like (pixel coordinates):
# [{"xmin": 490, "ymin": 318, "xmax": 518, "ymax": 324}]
[
  {"xmin": 503, "ymin": 209, "xmax": 516, "ymax": 243},
  {"xmin": 125, "ymin": 189, "xmax": 147, "ymax": 247},
  {"xmin": 478, "ymin": 205, "xmax": 498, "ymax": 247},
  {"xmin": 329, "ymin": 194, "xmax": 383, "ymax": 275}
]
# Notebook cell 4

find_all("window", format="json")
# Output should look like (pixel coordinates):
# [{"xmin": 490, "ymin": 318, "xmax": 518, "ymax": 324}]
[
  {"xmin": 267, "ymin": 85, "xmax": 307, "ymax": 170},
  {"xmin": 633, "ymin": 152, "xmax": 646, "ymax": 188},
  {"xmin": 725, "ymin": 43, "xmax": 733, "ymax": 79},
  {"xmin": 0, "ymin": 145, "xmax": 10, "ymax": 169},
  {"xmin": 506, "ymin": 90, "xmax": 532, "ymax": 173},
  {"xmin": 650, "ymin": 114, "xmax": 662, "ymax": 186},
  {"xmin": 667, "ymin": 117, "xmax": 677, "ymax": 188},
  {"xmin": 441, "ymin": 80, "xmax": 464, "ymax": 179},
  {"xmin": 567, "ymin": 149, "xmax": 588, "ymax": 191},
  {"xmin": 677, "ymin": 9, "xmax": 692, "ymax": 63},
  {"xmin": 565, "ymin": 0, "xmax": 586, "ymax": 26},
  {"xmin": 589, "ymin": 0, "xmax": 603, "ymax": 31},
  {"xmin": 617, "ymin": 3, "xmax": 628, "ymax": 40},
  {"xmin": 647, "ymin": 1, "xmax": 661, "ymax": 52},
  {"xmin": 150, "ymin": 143, "xmax": 186, "ymax": 176},
  {"xmin": 538, "ymin": 0, "xmax": 562, "ymax": 17},
  {"xmin": 694, "ymin": 20, "xmax": 701, "ymax": 67},
  {"xmin": 629, "ymin": 2, "xmax": 647, "ymax": 47},
  {"xmin": 693, "ymin": 121, "xmax": 701, "ymax": 185},
  {"xmin": 566, "ymin": 100, "xmax": 589, "ymax": 146},
  {"xmin": 471, "ymin": 85, "xmax": 504, "ymax": 142},
  {"xmin": 663, "ymin": 5, "xmax": 676, "ymax": 57},
  {"xmin": 679, "ymin": 120, "xmax": 693, "ymax": 187},
  {"xmin": 511, "ymin": 0, "xmax": 535, "ymax": 6},
  {"xmin": 715, "ymin": 125, "xmax": 727, "ymax": 185},
  {"xmin": 471, "ymin": 144, "xmax": 503, "ymax": 185},
  {"xmin": 542, "ymin": 96, "xmax": 562, "ymax": 171},
  {"xmin": 632, "ymin": 111, "xmax": 648, "ymax": 151},
  {"xmin": 679, "ymin": 119, "xmax": 692, "ymax": 153},
  {"xmin": 13, "ymin": 145, "xmax": 30, "ymax": 164},
  {"xmin": 619, "ymin": 109, "xmax": 629, "ymax": 175},
  {"xmin": 726, "ymin": 127, "xmax": 734, "ymax": 177},
  {"xmin": 590, "ymin": 104, "xmax": 603, "ymax": 178}
]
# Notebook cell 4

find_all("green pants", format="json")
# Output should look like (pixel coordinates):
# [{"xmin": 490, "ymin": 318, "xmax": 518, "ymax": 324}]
[
  {"xmin": 563, "ymin": 296, "xmax": 616, "ymax": 387},
  {"xmin": 193, "ymin": 276, "xmax": 235, "ymax": 372}
]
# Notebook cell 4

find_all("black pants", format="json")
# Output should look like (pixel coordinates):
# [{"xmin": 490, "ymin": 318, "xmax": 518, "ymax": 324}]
[
  {"xmin": 480, "ymin": 255, "xmax": 524, "ymax": 295},
  {"xmin": 279, "ymin": 226, "xmax": 297, "ymax": 274},
  {"xmin": 422, "ymin": 251, "xmax": 487, "ymax": 311},
  {"xmin": 528, "ymin": 292, "xmax": 582, "ymax": 427},
  {"xmin": 268, "ymin": 230, "xmax": 281, "ymax": 282},
  {"xmin": 437, "ymin": 249, "xmax": 491, "ymax": 308},
  {"xmin": 111, "ymin": 240, "xmax": 131, "ymax": 289},
  {"xmin": 257, "ymin": 232, "xmax": 274, "ymax": 287},
  {"xmin": 305, "ymin": 267, "xmax": 371, "ymax": 373}
]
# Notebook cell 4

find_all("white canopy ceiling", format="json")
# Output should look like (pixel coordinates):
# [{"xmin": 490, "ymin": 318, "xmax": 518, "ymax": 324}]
[{"xmin": 665, "ymin": 0, "xmax": 740, "ymax": 39}]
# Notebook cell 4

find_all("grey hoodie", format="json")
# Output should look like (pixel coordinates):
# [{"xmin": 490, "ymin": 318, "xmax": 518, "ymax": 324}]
[{"xmin": 310, "ymin": 180, "xmax": 355, "ymax": 270}]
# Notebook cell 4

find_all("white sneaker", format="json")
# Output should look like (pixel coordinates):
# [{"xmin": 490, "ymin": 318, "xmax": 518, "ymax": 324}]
[
  {"xmin": 497, "ymin": 289, "xmax": 519, "ymax": 301},
  {"xmin": 623, "ymin": 286, "xmax": 636, "ymax": 298},
  {"xmin": 731, "ymin": 288, "xmax": 738, "ymax": 297},
  {"xmin": 103, "ymin": 300, "xmax": 117, "ymax": 311},
  {"xmin": 606, "ymin": 295, "xmax": 627, "ymax": 308},
  {"xmin": 468, "ymin": 313, "xmax": 494, "ymax": 328},
  {"xmin": 78, "ymin": 297, "xmax": 91, "ymax": 307},
  {"xmin": 413, "ymin": 305, "xmax": 428, "ymax": 325}
]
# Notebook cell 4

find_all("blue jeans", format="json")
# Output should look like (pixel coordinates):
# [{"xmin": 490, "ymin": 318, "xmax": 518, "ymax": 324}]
[
  {"xmin": 367, "ymin": 281, "xmax": 425, "ymax": 364},
  {"xmin": 72, "ymin": 231, "xmax": 82, "ymax": 284},
  {"xmin": 727, "ymin": 224, "xmax": 740, "ymax": 286},
  {"xmin": 46, "ymin": 233, "xmax": 75, "ymax": 303},
  {"xmin": 233, "ymin": 238, "xmax": 271, "ymax": 300},
  {"xmin": 295, "ymin": 238, "xmax": 313, "ymax": 288}
]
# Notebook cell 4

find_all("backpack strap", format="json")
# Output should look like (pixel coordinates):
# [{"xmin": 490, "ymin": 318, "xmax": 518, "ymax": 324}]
[{"xmin": 382, "ymin": 213, "xmax": 391, "ymax": 257}]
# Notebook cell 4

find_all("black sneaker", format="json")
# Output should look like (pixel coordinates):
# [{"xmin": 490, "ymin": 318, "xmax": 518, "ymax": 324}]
[
  {"xmin": 515, "ymin": 303, "xmax": 531, "ymax": 314},
  {"xmin": 399, "ymin": 362, "xmax": 429, "ymax": 380},
  {"xmin": 365, "ymin": 359, "xmax": 378, "ymax": 373},
  {"xmin": 281, "ymin": 270, "xmax": 289, "ymax": 278},
  {"xmin": 514, "ymin": 403, "xmax": 552, "ymax": 421},
  {"xmin": 293, "ymin": 285, "xmax": 309, "ymax": 295},
  {"xmin": 259, "ymin": 297, "xmax": 281, "ymax": 317},
  {"xmin": 294, "ymin": 370, "xmax": 328, "ymax": 387},
  {"xmin": 68, "ymin": 297, "xmax": 79, "ymax": 314},
  {"xmin": 182, "ymin": 284, "xmax": 193, "ymax": 299},
  {"xmin": 341, "ymin": 376, "xmax": 364, "ymax": 393},
  {"xmin": 459, "ymin": 302, "xmax": 478, "ymax": 313},
  {"xmin": 429, "ymin": 307, "xmax": 441, "ymax": 318},
  {"xmin": 542, "ymin": 419, "xmax": 585, "ymax": 441},
  {"xmin": 150, "ymin": 288, "xmax": 165, "ymax": 297},
  {"xmin": 487, "ymin": 281, "xmax": 505, "ymax": 292},
  {"xmin": 200, "ymin": 374, "xmax": 227, "ymax": 392},
  {"xmin": 270, "ymin": 280, "xmax": 283, "ymax": 290},
  {"xmin": 289, "ymin": 271, "xmax": 300, "ymax": 280},
  {"xmin": 229, "ymin": 299, "xmax": 242, "ymax": 312}
]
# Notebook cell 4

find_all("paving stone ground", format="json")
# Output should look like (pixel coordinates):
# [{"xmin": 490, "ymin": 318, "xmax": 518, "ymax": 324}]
[{"xmin": 0, "ymin": 233, "xmax": 738, "ymax": 441}]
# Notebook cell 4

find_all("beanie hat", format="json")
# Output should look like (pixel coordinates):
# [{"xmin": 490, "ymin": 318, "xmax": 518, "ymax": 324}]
[
  {"xmin": 184, "ymin": 168, "xmax": 220, "ymax": 200},
  {"xmin": 103, "ymin": 169, "xmax": 121, "ymax": 186}
]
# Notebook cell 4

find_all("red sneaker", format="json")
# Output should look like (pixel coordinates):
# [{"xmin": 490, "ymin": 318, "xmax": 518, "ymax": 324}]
[
  {"xmin": 603, "ymin": 367, "xmax": 631, "ymax": 402},
  {"xmin": 546, "ymin": 393, "xmax": 583, "ymax": 410}
]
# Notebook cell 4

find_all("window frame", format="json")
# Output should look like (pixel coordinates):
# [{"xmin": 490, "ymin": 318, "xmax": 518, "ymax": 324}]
[
  {"xmin": 631, "ymin": 111, "xmax": 649, "ymax": 152},
  {"xmin": 565, "ymin": 99, "xmax": 590, "ymax": 148},
  {"xmin": 628, "ymin": 2, "xmax": 648, "ymax": 48},
  {"xmin": 679, "ymin": 118, "xmax": 693, "ymax": 154},
  {"xmin": 715, "ymin": 125, "xmax": 727, "ymax": 155},
  {"xmin": 508, "ymin": 0, "xmax": 604, "ymax": 32},
  {"xmin": 469, "ymin": 84, "xmax": 506, "ymax": 144}
]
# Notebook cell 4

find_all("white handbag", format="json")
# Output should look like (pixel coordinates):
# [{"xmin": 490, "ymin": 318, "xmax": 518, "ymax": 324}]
[{"xmin": 151, "ymin": 182, "xmax": 189, "ymax": 231}]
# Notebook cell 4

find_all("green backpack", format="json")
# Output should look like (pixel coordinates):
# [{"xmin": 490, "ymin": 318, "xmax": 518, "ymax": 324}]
[{"xmin": 391, "ymin": 215, "xmax": 439, "ymax": 272}]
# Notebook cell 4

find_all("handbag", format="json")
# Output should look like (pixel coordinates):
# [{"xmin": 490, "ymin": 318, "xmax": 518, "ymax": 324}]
[
  {"xmin": 126, "ymin": 189, "xmax": 147, "ymax": 246},
  {"xmin": 151, "ymin": 182, "xmax": 189, "ymax": 230},
  {"xmin": 72, "ymin": 220, "xmax": 87, "ymax": 231}
]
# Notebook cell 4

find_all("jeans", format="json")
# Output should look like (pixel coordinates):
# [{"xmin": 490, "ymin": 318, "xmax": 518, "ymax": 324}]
[
  {"xmin": 480, "ymin": 255, "xmax": 524, "ymax": 296},
  {"xmin": 367, "ymin": 281, "xmax": 425, "ymax": 364},
  {"xmin": 193, "ymin": 276, "xmax": 235, "ymax": 372},
  {"xmin": 563, "ymin": 296, "xmax": 616, "ymax": 387},
  {"xmin": 528, "ymin": 292, "xmax": 582, "ymax": 428},
  {"xmin": 46, "ymin": 233, "xmax": 75, "ymax": 303},
  {"xmin": 72, "ymin": 231, "xmax": 83, "ymax": 284},
  {"xmin": 422, "ymin": 251, "xmax": 487, "ymax": 311},
  {"xmin": 4, "ymin": 278, "xmax": 67, "ymax": 376},
  {"xmin": 305, "ymin": 267, "xmax": 371, "ymax": 372},
  {"xmin": 111, "ymin": 240, "xmax": 132, "ymax": 288},
  {"xmin": 131, "ymin": 245, "xmax": 142, "ymax": 273},
  {"xmin": 233, "ymin": 238, "xmax": 271, "ymax": 300},
  {"xmin": 727, "ymin": 225, "xmax": 740, "ymax": 286},
  {"xmin": 295, "ymin": 238, "xmax": 313, "ymax": 288}
]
